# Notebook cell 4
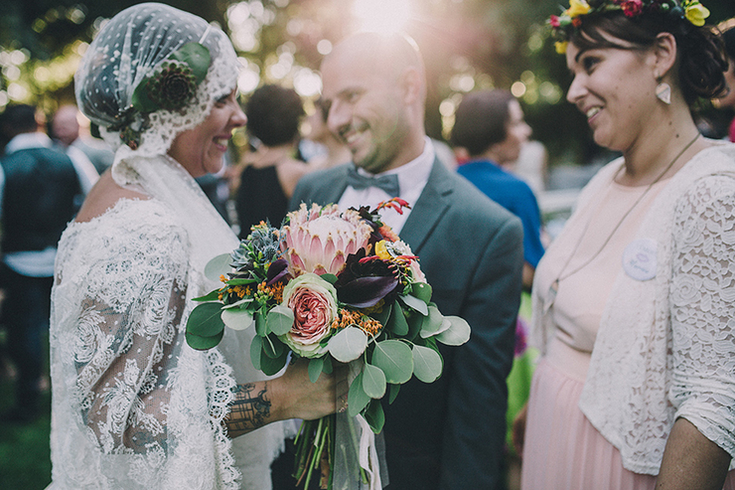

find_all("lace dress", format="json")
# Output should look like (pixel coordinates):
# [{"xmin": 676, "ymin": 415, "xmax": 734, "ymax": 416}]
[
  {"xmin": 48, "ymin": 155, "xmax": 287, "ymax": 489},
  {"xmin": 523, "ymin": 144, "xmax": 735, "ymax": 489}
]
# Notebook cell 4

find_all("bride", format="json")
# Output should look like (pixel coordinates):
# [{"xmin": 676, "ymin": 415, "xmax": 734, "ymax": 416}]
[{"xmin": 47, "ymin": 4, "xmax": 343, "ymax": 489}]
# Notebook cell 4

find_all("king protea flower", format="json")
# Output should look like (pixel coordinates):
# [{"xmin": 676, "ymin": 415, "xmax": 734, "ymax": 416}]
[{"xmin": 282, "ymin": 203, "xmax": 373, "ymax": 276}]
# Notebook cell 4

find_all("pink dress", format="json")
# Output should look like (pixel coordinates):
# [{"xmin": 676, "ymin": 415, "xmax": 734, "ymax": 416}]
[{"xmin": 522, "ymin": 177, "xmax": 735, "ymax": 489}]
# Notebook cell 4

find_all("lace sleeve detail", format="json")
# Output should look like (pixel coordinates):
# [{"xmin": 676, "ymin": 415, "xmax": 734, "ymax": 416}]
[
  {"xmin": 669, "ymin": 174, "xmax": 735, "ymax": 459},
  {"xmin": 58, "ymin": 200, "xmax": 190, "ymax": 454}
]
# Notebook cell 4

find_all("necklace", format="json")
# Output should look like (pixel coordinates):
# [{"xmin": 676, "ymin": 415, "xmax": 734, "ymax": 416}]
[{"xmin": 543, "ymin": 132, "xmax": 700, "ymax": 314}]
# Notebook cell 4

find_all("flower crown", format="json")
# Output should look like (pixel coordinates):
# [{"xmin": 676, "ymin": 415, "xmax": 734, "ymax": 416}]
[{"xmin": 550, "ymin": 0, "xmax": 711, "ymax": 54}]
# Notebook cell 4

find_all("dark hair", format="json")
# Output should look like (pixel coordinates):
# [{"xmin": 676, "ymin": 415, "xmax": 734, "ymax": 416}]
[
  {"xmin": 245, "ymin": 84, "xmax": 305, "ymax": 147},
  {"xmin": 571, "ymin": 11, "xmax": 728, "ymax": 105},
  {"xmin": 722, "ymin": 23, "xmax": 735, "ymax": 61},
  {"xmin": 450, "ymin": 90, "xmax": 515, "ymax": 157},
  {"xmin": 0, "ymin": 104, "xmax": 37, "ymax": 139}
]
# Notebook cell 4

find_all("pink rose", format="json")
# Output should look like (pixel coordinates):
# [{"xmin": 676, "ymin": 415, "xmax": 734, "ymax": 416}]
[{"xmin": 279, "ymin": 273, "xmax": 338, "ymax": 358}]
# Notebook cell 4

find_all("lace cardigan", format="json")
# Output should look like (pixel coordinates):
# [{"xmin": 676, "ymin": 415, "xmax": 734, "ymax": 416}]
[
  {"xmin": 531, "ymin": 143, "xmax": 735, "ymax": 475},
  {"xmin": 48, "ymin": 156, "xmax": 287, "ymax": 489}
]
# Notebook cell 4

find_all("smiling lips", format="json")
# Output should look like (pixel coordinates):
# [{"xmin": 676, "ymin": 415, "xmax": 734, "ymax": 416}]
[
  {"xmin": 213, "ymin": 137, "xmax": 229, "ymax": 150},
  {"xmin": 586, "ymin": 106, "xmax": 601, "ymax": 119}
]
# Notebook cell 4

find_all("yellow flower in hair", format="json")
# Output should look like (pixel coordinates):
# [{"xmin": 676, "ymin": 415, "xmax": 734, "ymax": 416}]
[
  {"xmin": 684, "ymin": 1, "xmax": 709, "ymax": 27},
  {"xmin": 555, "ymin": 41, "xmax": 569, "ymax": 54},
  {"xmin": 566, "ymin": 0, "xmax": 591, "ymax": 18}
]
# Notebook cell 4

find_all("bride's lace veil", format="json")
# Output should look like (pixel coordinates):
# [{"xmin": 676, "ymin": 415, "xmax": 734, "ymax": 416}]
[{"xmin": 72, "ymin": 3, "xmax": 289, "ymax": 486}]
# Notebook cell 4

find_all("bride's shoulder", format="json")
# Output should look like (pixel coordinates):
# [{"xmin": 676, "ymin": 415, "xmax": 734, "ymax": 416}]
[{"xmin": 75, "ymin": 171, "xmax": 154, "ymax": 224}]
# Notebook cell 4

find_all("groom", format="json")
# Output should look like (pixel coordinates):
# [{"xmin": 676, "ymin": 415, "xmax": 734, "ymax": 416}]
[{"xmin": 287, "ymin": 32, "xmax": 524, "ymax": 490}]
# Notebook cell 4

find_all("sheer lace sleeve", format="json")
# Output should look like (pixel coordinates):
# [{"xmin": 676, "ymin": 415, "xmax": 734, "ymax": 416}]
[
  {"xmin": 669, "ymin": 174, "xmax": 735, "ymax": 459},
  {"xmin": 59, "ymin": 199, "xmax": 190, "ymax": 454}
]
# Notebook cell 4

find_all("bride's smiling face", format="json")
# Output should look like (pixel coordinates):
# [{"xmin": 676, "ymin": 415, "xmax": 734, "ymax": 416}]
[{"xmin": 168, "ymin": 89, "xmax": 246, "ymax": 177}]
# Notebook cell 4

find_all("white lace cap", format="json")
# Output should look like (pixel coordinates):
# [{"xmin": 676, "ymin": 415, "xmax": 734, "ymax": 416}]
[{"xmin": 74, "ymin": 3, "xmax": 239, "ymax": 184}]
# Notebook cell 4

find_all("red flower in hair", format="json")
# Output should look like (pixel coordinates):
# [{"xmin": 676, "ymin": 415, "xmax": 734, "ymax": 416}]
[
  {"xmin": 550, "ymin": 15, "xmax": 561, "ymax": 27},
  {"xmin": 621, "ymin": 0, "xmax": 644, "ymax": 16}
]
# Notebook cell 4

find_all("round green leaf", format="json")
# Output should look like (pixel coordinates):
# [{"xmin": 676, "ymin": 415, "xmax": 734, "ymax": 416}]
[
  {"xmin": 186, "ymin": 302, "xmax": 225, "ymax": 338},
  {"xmin": 255, "ymin": 311, "xmax": 267, "ymax": 336},
  {"xmin": 204, "ymin": 252, "xmax": 232, "ymax": 282},
  {"xmin": 411, "ymin": 282, "xmax": 433, "ymax": 304},
  {"xmin": 388, "ymin": 303, "xmax": 409, "ymax": 336},
  {"xmin": 412, "ymin": 345, "xmax": 443, "ymax": 383},
  {"xmin": 347, "ymin": 371, "xmax": 371, "ymax": 417},
  {"xmin": 170, "ymin": 42, "xmax": 211, "ymax": 82},
  {"xmin": 308, "ymin": 357, "xmax": 324, "ymax": 383},
  {"xmin": 131, "ymin": 79, "xmax": 158, "ymax": 112},
  {"xmin": 327, "ymin": 327, "xmax": 368, "ymax": 363},
  {"xmin": 362, "ymin": 362, "xmax": 387, "ymax": 399},
  {"xmin": 262, "ymin": 334, "xmax": 285, "ymax": 359},
  {"xmin": 250, "ymin": 335, "xmax": 263, "ymax": 370},
  {"xmin": 436, "ymin": 316, "xmax": 472, "ymax": 346},
  {"xmin": 420, "ymin": 305, "xmax": 451, "ymax": 338},
  {"xmin": 399, "ymin": 293, "xmax": 429, "ymax": 316},
  {"xmin": 266, "ymin": 304, "xmax": 295, "ymax": 335},
  {"xmin": 221, "ymin": 308, "xmax": 253, "ymax": 331},
  {"xmin": 185, "ymin": 329, "xmax": 224, "ymax": 350},
  {"xmin": 364, "ymin": 399, "xmax": 385, "ymax": 433},
  {"xmin": 260, "ymin": 350, "xmax": 288, "ymax": 375},
  {"xmin": 371, "ymin": 340, "xmax": 413, "ymax": 384}
]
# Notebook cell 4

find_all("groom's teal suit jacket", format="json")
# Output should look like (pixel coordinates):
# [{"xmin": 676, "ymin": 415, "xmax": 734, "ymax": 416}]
[{"xmin": 290, "ymin": 158, "xmax": 523, "ymax": 490}]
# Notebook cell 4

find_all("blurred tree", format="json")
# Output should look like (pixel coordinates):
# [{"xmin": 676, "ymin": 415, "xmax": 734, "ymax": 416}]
[{"xmin": 0, "ymin": 0, "xmax": 732, "ymax": 166}]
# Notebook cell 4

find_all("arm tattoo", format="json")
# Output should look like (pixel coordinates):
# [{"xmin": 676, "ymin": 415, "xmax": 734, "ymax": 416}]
[{"xmin": 224, "ymin": 382, "xmax": 272, "ymax": 438}]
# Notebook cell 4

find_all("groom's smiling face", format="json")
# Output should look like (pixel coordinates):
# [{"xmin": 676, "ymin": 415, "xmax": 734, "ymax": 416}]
[{"xmin": 319, "ymin": 42, "xmax": 411, "ymax": 175}]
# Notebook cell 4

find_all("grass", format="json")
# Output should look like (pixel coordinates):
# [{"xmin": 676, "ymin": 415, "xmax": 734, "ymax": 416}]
[{"xmin": 0, "ymin": 341, "xmax": 52, "ymax": 490}]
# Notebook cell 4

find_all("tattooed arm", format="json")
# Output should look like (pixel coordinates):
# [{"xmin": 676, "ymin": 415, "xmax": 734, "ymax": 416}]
[{"xmin": 224, "ymin": 358, "xmax": 347, "ymax": 438}]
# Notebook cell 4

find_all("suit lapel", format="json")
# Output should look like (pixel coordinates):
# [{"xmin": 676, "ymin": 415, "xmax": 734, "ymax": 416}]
[
  {"xmin": 399, "ymin": 158, "xmax": 453, "ymax": 254},
  {"xmin": 323, "ymin": 166, "xmax": 351, "ymax": 204}
]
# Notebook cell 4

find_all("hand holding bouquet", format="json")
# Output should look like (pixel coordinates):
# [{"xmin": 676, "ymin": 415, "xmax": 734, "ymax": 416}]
[{"xmin": 186, "ymin": 199, "xmax": 470, "ymax": 489}]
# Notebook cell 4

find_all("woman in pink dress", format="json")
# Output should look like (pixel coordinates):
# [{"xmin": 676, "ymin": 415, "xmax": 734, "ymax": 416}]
[{"xmin": 515, "ymin": 1, "xmax": 735, "ymax": 489}]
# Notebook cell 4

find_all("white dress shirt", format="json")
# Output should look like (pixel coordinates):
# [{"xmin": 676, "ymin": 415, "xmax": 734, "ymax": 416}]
[{"xmin": 338, "ymin": 136, "xmax": 434, "ymax": 234}]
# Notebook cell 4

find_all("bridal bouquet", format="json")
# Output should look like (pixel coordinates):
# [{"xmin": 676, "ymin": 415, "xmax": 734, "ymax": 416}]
[{"xmin": 186, "ymin": 199, "xmax": 470, "ymax": 489}]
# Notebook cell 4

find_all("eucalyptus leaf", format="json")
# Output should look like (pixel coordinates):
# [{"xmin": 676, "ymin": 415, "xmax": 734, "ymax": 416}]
[
  {"xmin": 347, "ymin": 372, "xmax": 371, "ymax": 417},
  {"xmin": 186, "ymin": 302, "xmax": 225, "ymax": 338},
  {"xmin": 259, "ymin": 349, "xmax": 288, "ymax": 375},
  {"xmin": 410, "ymin": 282, "xmax": 433, "ymax": 304},
  {"xmin": 204, "ymin": 253, "xmax": 232, "ymax": 282},
  {"xmin": 419, "ymin": 305, "xmax": 451, "ymax": 338},
  {"xmin": 387, "ymin": 302, "xmax": 409, "ymax": 336},
  {"xmin": 267, "ymin": 304, "xmax": 295, "ymax": 335},
  {"xmin": 193, "ymin": 290, "xmax": 221, "ymax": 302},
  {"xmin": 412, "ymin": 345, "xmax": 443, "ymax": 383},
  {"xmin": 169, "ymin": 42, "xmax": 211, "ymax": 82},
  {"xmin": 308, "ymin": 357, "xmax": 324, "ymax": 383},
  {"xmin": 399, "ymin": 293, "xmax": 428, "ymax": 316},
  {"xmin": 262, "ymin": 334, "xmax": 285, "ymax": 359},
  {"xmin": 371, "ymin": 340, "xmax": 413, "ymax": 384},
  {"xmin": 327, "ymin": 327, "xmax": 368, "ymax": 363},
  {"xmin": 255, "ymin": 311, "xmax": 267, "ymax": 336},
  {"xmin": 388, "ymin": 383, "xmax": 400, "ymax": 404},
  {"xmin": 131, "ymin": 79, "xmax": 158, "ymax": 112},
  {"xmin": 436, "ymin": 316, "xmax": 472, "ymax": 346},
  {"xmin": 221, "ymin": 297, "xmax": 254, "ymax": 309},
  {"xmin": 221, "ymin": 308, "xmax": 253, "ymax": 331},
  {"xmin": 362, "ymin": 363, "xmax": 387, "ymax": 399},
  {"xmin": 250, "ymin": 335, "xmax": 263, "ymax": 370},
  {"xmin": 406, "ymin": 312, "xmax": 424, "ymax": 341},
  {"xmin": 364, "ymin": 399, "xmax": 385, "ymax": 434},
  {"xmin": 185, "ymin": 329, "xmax": 224, "ymax": 350},
  {"xmin": 322, "ymin": 356, "xmax": 333, "ymax": 374}
]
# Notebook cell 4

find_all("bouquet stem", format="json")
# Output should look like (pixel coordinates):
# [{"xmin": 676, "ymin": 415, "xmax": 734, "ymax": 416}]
[{"xmin": 294, "ymin": 415, "xmax": 335, "ymax": 489}]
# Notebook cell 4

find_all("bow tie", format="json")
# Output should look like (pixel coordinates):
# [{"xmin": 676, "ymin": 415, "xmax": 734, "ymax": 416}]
[{"xmin": 346, "ymin": 165, "xmax": 400, "ymax": 197}]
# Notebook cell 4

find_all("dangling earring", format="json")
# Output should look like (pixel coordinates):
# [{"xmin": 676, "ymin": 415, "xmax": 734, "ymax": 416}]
[{"xmin": 656, "ymin": 78, "xmax": 671, "ymax": 105}]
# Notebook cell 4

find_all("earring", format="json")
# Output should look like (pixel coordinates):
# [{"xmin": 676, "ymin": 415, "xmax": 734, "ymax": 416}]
[{"xmin": 656, "ymin": 81, "xmax": 671, "ymax": 105}]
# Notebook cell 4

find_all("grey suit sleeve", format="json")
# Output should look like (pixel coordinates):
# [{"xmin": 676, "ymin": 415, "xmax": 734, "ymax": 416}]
[{"xmin": 440, "ymin": 215, "xmax": 524, "ymax": 489}]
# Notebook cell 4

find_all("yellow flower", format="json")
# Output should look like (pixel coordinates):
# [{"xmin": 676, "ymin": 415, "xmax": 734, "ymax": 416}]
[
  {"xmin": 684, "ymin": 2, "xmax": 709, "ymax": 27},
  {"xmin": 566, "ymin": 0, "xmax": 591, "ymax": 18},
  {"xmin": 375, "ymin": 240, "xmax": 391, "ymax": 261},
  {"xmin": 555, "ymin": 41, "xmax": 569, "ymax": 54}
]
